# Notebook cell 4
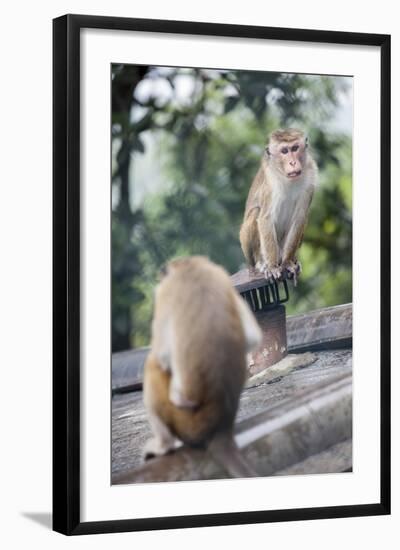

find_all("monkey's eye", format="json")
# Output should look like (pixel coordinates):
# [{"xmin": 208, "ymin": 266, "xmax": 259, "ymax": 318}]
[
  {"xmin": 281, "ymin": 147, "xmax": 289, "ymax": 154},
  {"xmin": 291, "ymin": 145, "xmax": 299, "ymax": 152}
]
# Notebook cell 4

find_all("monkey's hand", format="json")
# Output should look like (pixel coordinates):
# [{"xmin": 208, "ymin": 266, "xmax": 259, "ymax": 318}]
[{"xmin": 283, "ymin": 260, "xmax": 301, "ymax": 286}]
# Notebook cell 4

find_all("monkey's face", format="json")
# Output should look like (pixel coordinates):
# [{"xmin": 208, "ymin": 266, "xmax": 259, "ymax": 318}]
[{"xmin": 268, "ymin": 138, "xmax": 308, "ymax": 181}]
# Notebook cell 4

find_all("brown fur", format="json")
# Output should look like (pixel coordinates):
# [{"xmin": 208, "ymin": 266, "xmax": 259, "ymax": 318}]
[
  {"xmin": 269, "ymin": 127, "xmax": 305, "ymax": 144},
  {"xmin": 143, "ymin": 256, "xmax": 260, "ymax": 452},
  {"xmin": 144, "ymin": 352, "xmax": 241, "ymax": 446},
  {"xmin": 240, "ymin": 129, "xmax": 317, "ymax": 279}
]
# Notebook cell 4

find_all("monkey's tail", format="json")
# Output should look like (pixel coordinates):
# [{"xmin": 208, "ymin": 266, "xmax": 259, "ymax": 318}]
[{"xmin": 208, "ymin": 432, "xmax": 258, "ymax": 479}]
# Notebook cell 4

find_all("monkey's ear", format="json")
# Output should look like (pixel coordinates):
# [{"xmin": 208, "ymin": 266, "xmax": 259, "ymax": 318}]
[
  {"xmin": 265, "ymin": 146, "xmax": 271, "ymax": 156},
  {"xmin": 158, "ymin": 263, "xmax": 168, "ymax": 279},
  {"xmin": 305, "ymin": 137, "xmax": 309, "ymax": 148}
]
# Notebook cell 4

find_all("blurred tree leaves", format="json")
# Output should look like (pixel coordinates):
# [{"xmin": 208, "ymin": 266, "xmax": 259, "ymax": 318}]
[{"xmin": 112, "ymin": 65, "xmax": 352, "ymax": 350}]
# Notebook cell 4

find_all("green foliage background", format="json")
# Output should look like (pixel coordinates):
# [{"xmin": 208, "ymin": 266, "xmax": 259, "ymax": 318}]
[{"xmin": 112, "ymin": 65, "xmax": 352, "ymax": 352}]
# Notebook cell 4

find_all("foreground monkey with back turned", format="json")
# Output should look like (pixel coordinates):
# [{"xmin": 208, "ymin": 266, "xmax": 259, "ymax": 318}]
[
  {"xmin": 240, "ymin": 128, "xmax": 318, "ymax": 283},
  {"xmin": 143, "ymin": 256, "xmax": 261, "ymax": 476}
]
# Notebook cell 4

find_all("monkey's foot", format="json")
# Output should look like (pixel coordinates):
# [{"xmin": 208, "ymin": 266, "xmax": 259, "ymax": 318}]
[
  {"xmin": 248, "ymin": 266, "xmax": 259, "ymax": 277},
  {"xmin": 283, "ymin": 260, "xmax": 301, "ymax": 286},
  {"xmin": 261, "ymin": 264, "xmax": 282, "ymax": 283},
  {"xmin": 143, "ymin": 437, "xmax": 182, "ymax": 461},
  {"xmin": 169, "ymin": 385, "xmax": 198, "ymax": 410}
]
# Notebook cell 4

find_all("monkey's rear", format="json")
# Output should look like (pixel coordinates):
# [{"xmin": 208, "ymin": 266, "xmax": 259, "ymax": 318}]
[
  {"xmin": 144, "ymin": 351, "xmax": 245, "ymax": 447},
  {"xmin": 143, "ymin": 256, "xmax": 260, "ymax": 456}
]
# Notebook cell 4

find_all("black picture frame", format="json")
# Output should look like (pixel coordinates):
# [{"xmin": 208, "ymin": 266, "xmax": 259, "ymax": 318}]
[{"xmin": 53, "ymin": 14, "xmax": 391, "ymax": 535}]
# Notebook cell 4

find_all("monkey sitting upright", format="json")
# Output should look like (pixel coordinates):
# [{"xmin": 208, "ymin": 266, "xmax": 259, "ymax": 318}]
[
  {"xmin": 239, "ymin": 128, "xmax": 318, "ymax": 283},
  {"xmin": 143, "ymin": 256, "xmax": 262, "ymax": 476}
]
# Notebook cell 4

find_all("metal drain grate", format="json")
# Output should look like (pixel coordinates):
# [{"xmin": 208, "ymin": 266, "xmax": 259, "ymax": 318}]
[{"xmin": 241, "ymin": 279, "xmax": 289, "ymax": 312}]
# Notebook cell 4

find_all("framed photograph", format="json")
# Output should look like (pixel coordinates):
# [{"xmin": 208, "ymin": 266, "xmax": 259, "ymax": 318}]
[{"xmin": 53, "ymin": 14, "xmax": 390, "ymax": 535}]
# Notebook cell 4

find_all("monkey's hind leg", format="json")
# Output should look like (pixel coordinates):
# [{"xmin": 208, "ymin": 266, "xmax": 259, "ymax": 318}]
[
  {"xmin": 239, "ymin": 209, "xmax": 260, "ymax": 270},
  {"xmin": 143, "ymin": 352, "xmax": 182, "ymax": 460}
]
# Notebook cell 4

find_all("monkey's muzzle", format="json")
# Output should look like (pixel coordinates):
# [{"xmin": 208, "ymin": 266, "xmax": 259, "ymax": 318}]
[{"xmin": 287, "ymin": 170, "xmax": 302, "ymax": 178}]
